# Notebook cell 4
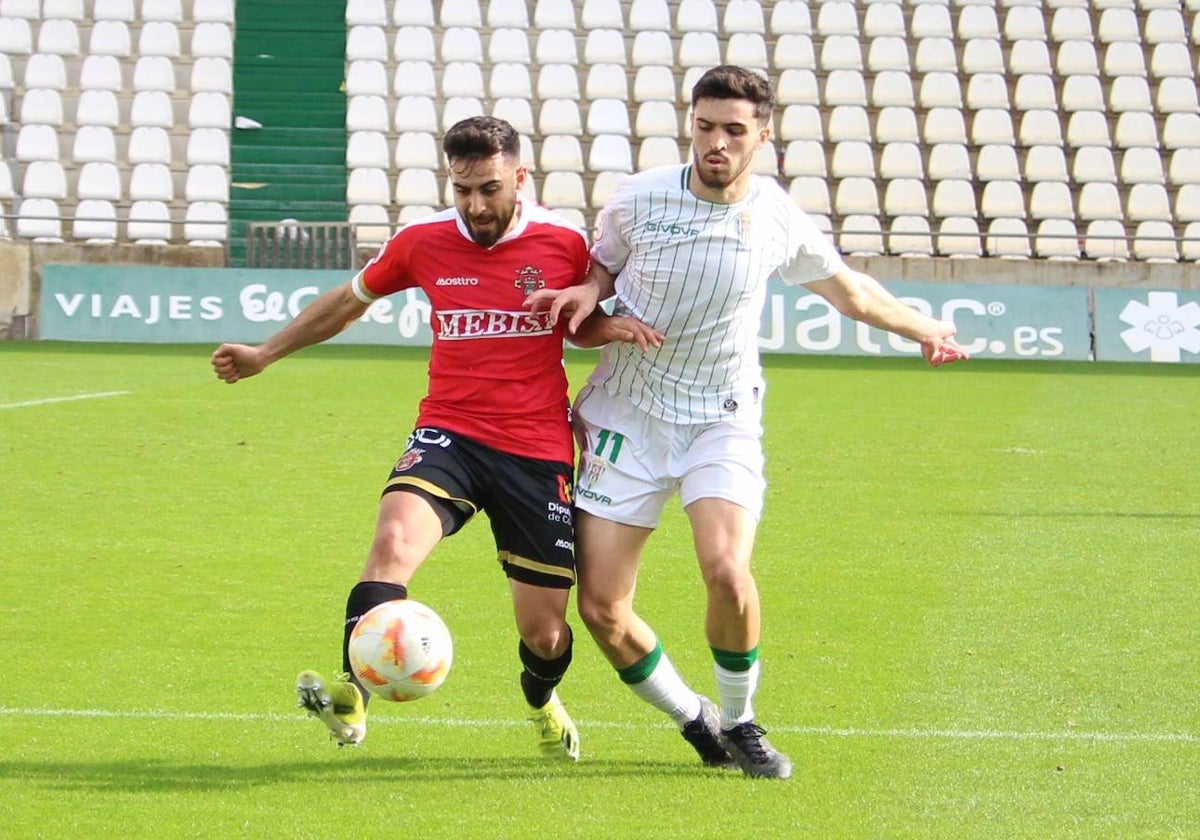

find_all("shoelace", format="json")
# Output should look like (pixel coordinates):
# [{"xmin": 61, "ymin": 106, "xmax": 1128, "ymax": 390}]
[{"xmin": 729, "ymin": 723, "xmax": 771, "ymax": 762}]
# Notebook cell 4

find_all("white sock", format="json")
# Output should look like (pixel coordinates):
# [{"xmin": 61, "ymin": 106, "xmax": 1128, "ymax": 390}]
[
  {"xmin": 623, "ymin": 648, "xmax": 702, "ymax": 727},
  {"xmin": 715, "ymin": 660, "xmax": 761, "ymax": 728}
]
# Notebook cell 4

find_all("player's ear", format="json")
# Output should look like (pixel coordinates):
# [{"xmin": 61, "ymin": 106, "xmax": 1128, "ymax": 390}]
[{"xmin": 514, "ymin": 164, "xmax": 528, "ymax": 193}]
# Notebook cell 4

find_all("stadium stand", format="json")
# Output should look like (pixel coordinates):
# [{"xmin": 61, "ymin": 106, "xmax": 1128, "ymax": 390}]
[{"xmin": 1, "ymin": 0, "xmax": 1198, "ymax": 262}]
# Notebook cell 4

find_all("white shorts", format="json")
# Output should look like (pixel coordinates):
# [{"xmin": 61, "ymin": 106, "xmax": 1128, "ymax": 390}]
[{"xmin": 572, "ymin": 385, "xmax": 766, "ymax": 529}]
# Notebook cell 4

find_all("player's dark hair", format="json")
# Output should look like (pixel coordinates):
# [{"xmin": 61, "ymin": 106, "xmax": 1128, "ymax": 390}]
[
  {"xmin": 442, "ymin": 115, "xmax": 521, "ymax": 164},
  {"xmin": 690, "ymin": 65, "xmax": 776, "ymax": 124}
]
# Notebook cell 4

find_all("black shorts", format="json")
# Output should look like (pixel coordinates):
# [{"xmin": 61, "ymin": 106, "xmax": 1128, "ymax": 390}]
[{"xmin": 383, "ymin": 427, "xmax": 575, "ymax": 589}]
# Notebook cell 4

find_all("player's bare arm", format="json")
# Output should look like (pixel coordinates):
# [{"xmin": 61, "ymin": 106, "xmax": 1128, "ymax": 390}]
[
  {"xmin": 805, "ymin": 269, "xmax": 969, "ymax": 367},
  {"xmin": 568, "ymin": 310, "xmax": 665, "ymax": 352},
  {"xmin": 524, "ymin": 259, "xmax": 619, "ymax": 334},
  {"xmin": 211, "ymin": 283, "xmax": 371, "ymax": 383}
]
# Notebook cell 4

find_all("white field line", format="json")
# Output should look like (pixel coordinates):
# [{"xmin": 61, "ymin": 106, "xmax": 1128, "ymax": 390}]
[
  {"xmin": 1, "ymin": 707, "xmax": 1196, "ymax": 744},
  {"xmin": 0, "ymin": 390, "xmax": 131, "ymax": 410}
]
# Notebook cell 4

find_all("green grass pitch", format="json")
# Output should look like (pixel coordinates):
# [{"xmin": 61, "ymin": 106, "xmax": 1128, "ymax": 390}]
[{"xmin": 1, "ymin": 342, "xmax": 1197, "ymax": 838}]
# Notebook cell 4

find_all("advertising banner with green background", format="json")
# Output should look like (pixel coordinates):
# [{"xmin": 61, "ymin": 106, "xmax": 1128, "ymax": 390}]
[{"xmin": 37, "ymin": 265, "xmax": 1197, "ymax": 364}]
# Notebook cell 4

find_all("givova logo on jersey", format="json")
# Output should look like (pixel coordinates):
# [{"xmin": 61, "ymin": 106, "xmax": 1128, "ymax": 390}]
[{"xmin": 434, "ymin": 309, "xmax": 554, "ymax": 339}]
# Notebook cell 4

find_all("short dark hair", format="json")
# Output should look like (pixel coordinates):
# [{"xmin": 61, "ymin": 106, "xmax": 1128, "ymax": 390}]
[
  {"xmin": 442, "ymin": 116, "xmax": 521, "ymax": 164},
  {"xmin": 690, "ymin": 65, "xmax": 776, "ymax": 124}
]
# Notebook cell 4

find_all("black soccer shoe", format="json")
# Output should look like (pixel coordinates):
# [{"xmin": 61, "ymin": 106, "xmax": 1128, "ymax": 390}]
[
  {"xmin": 679, "ymin": 696, "xmax": 736, "ymax": 768},
  {"xmin": 720, "ymin": 721, "xmax": 793, "ymax": 779}
]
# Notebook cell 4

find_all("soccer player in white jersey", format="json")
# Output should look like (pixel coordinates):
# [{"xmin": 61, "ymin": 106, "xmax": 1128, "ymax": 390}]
[{"xmin": 531, "ymin": 66, "xmax": 968, "ymax": 779}]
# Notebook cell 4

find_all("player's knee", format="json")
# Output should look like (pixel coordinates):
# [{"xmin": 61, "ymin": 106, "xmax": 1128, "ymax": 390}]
[
  {"xmin": 577, "ymin": 590, "xmax": 624, "ymax": 639},
  {"xmin": 701, "ymin": 561, "xmax": 755, "ymax": 607},
  {"xmin": 516, "ymin": 617, "xmax": 569, "ymax": 660}
]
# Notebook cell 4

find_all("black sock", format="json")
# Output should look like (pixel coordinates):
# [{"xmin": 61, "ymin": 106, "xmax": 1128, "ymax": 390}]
[
  {"xmin": 518, "ymin": 626, "xmax": 573, "ymax": 708},
  {"xmin": 342, "ymin": 580, "xmax": 408, "ymax": 707}
]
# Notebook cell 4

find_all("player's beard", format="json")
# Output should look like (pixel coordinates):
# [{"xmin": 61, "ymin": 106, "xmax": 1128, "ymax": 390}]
[
  {"xmin": 693, "ymin": 150, "xmax": 754, "ymax": 191},
  {"xmin": 465, "ymin": 204, "xmax": 516, "ymax": 248}
]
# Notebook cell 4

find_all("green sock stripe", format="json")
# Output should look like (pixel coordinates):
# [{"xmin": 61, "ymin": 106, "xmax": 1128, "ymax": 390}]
[
  {"xmin": 617, "ymin": 642, "xmax": 663, "ymax": 685},
  {"xmin": 711, "ymin": 645, "xmax": 758, "ymax": 672}
]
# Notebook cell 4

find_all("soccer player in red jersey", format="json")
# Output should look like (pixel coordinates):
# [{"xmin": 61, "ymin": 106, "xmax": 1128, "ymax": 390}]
[{"xmin": 212, "ymin": 117, "xmax": 650, "ymax": 759}]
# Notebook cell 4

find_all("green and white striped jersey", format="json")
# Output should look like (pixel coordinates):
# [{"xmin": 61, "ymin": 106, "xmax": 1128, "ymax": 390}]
[{"xmin": 589, "ymin": 163, "xmax": 848, "ymax": 423}]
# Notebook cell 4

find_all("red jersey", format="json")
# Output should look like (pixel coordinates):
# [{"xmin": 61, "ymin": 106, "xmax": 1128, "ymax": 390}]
[{"xmin": 351, "ymin": 201, "xmax": 589, "ymax": 464}]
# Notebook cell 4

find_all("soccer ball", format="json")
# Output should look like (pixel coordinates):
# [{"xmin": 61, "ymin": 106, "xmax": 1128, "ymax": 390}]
[{"xmin": 348, "ymin": 599, "xmax": 453, "ymax": 702}]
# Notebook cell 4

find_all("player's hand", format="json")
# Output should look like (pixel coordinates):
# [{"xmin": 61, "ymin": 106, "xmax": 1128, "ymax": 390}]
[
  {"xmin": 211, "ymin": 343, "xmax": 266, "ymax": 384},
  {"xmin": 921, "ymin": 321, "xmax": 969, "ymax": 367},
  {"xmin": 599, "ymin": 315, "xmax": 664, "ymax": 352},
  {"xmin": 524, "ymin": 284, "xmax": 599, "ymax": 335}
]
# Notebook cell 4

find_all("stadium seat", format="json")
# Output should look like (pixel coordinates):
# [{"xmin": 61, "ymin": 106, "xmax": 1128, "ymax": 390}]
[
  {"xmin": 818, "ymin": 1, "xmax": 859, "ymax": 37},
  {"xmin": 73, "ymin": 199, "xmax": 119, "ymax": 243},
  {"xmin": 440, "ymin": 0, "xmax": 481, "ymax": 26},
  {"xmin": 441, "ymin": 62, "xmax": 484, "ymax": 99},
  {"xmin": 769, "ymin": 0, "xmax": 809, "ymax": 35},
  {"xmin": 1126, "ymin": 183, "xmax": 1173, "ymax": 222},
  {"xmin": 1109, "ymin": 76, "xmax": 1153, "ymax": 113},
  {"xmin": 783, "ymin": 141, "xmax": 827, "ymax": 178},
  {"xmin": 827, "ymin": 105, "xmax": 871, "ymax": 143},
  {"xmin": 919, "ymin": 72, "xmax": 963, "ymax": 109},
  {"xmin": 535, "ymin": 28, "xmax": 577, "ymax": 64},
  {"xmin": 539, "ymin": 99, "xmax": 583, "ymax": 135},
  {"xmin": 22, "ymin": 161, "xmax": 68, "ymax": 199},
  {"xmin": 986, "ymin": 218, "xmax": 1032, "ymax": 259},
  {"xmin": 394, "ymin": 26, "xmax": 436, "ymax": 62},
  {"xmin": 488, "ymin": 62, "xmax": 531, "ymax": 100},
  {"xmin": 141, "ymin": 0, "xmax": 182, "ymax": 22},
  {"xmin": 1150, "ymin": 42, "xmax": 1193, "ymax": 78},
  {"xmin": 69, "ymin": 126, "xmax": 116, "ymax": 165},
  {"xmin": 75, "ymin": 88, "xmax": 119, "ymax": 128},
  {"xmin": 589, "ymin": 134, "xmax": 633, "ymax": 173},
  {"xmin": 492, "ymin": 98, "xmax": 534, "ymax": 135},
  {"xmin": 788, "ymin": 176, "xmax": 832, "ymax": 215},
  {"xmin": 1050, "ymin": 6, "xmax": 1092, "ymax": 41},
  {"xmin": 1061, "ymin": 75, "xmax": 1106, "ymax": 112},
  {"xmin": 441, "ymin": 97, "xmax": 484, "ymax": 132},
  {"xmin": 393, "ymin": 95, "xmax": 437, "ymax": 133},
  {"xmin": 679, "ymin": 31, "xmax": 721, "ymax": 67},
  {"xmin": 392, "ymin": 61, "xmax": 435, "ymax": 97},
  {"xmin": 395, "ymin": 169, "xmax": 440, "ymax": 206},
  {"xmin": 0, "ymin": 0, "xmax": 39, "ymax": 18},
  {"xmin": 1010, "ymin": 39, "xmax": 1053, "ymax": 75},
  {"xmin": 392, "ymin": 0, "xmax": 434, "ymax": 25},
  {"xmin": 540, "ymin": 135, "xmax": 584, "ymax": 172},
  {"xmin": 628, "ymin": 0, "xmax": 669, "ymax": 30},
  {"xmin": 534, "ymin": 0, "xmax": 576, "ymax": 28},
  {"xmin": 24, "ymin": 53, "xmax": 67, "ymax": 90},
  {"xmin": 923, "ymin": 108, "xmax": 969, "ymax": 145},
  {"xmin": 867, "ymin": 36, "xmax": 910, "ymax": 72},
  {"xmin": 1163, "ymin": 114, "xmax": 1200, "ymax": 151},
  {"xmin": 346, "ymin": 0, "xmax": 388, "ymax": 25},
  {"xmin": 1169, "ymin": 150, "xmax": 1200, "ymax": 186},
  {"xmin": 347, "ymin": 95, "xmax": 390, "ymax": 133},
  {"xmin": 16, "ymin": 123, "xmax": 59, "ymax": 162},
  {"xmin": 1056, "ymin": 40, "xmax": 1100, "ymax": 76},
  {"xmin": 580, "ymin": 0, "xmax": 621, "ymax": 28},
  {"xmin": 189, "ymin": 92, "xmax": 230, "ymax": 130},
  {"xmin": 1114, "ymin": 112, "xmax": 1160, "ymax": 149},
  {"xmin": 1014, "ymin": 74, "xmax": 1057, "ymax": 110},
  {"xmin": 129, "ymin": 162, "xmax": 174, "ymax": 201},
  {"xmin": 1034, "ymin": 219, "xmax": 1080, "ymax": 260},
  {"xmin": 541, "ymin": 171, "xmax": 586, "ymax": 209},
  {"xmin": 1182, "ymin": 224, "xmax": 1200, "ymax": 263},
  {"xmin": 131, "ymin": 90, "xmax": 174, "ymax": 128},
  {"xmin": 537, "ymin": 64, "xmax": 580, "ymax": 100},
  {"xmin": 910, "ymin": 4, "xmax": 953, "ymax": 39},
  {"xmin": 1020, "ymin": 110, "xmax": 1065, "ymax": 147},
  {"xmin": 1073, "ymin": 146, "xmax": 1119, "ymax": 184},
  {"xmin": 1157, "ymin": 78, "xmax": 1200, "ymax": 114},
  {"xmin": 1005, "ymin": 5, "xmax": 1047, "ymax": 40},
  {"xmin": 835, "ymin": 141, "xmax": 873, "ymax": 178},
  {"xmin": 192, "ymin": 22, "xmax": 233, "ymax": 59},
  {"xmin": 582, "ymin": 28, "xmax": 624, "ymax": 64},
  {"xmin": 20, "ymin": 88, "xmax": 63, "ymax": 125},
  {"xmin": 1174, "ymin": 184, "xmax": 1200, "ymax": 222},
  {"xmin": 37, "ymin": 19, "xmax": 81, "ymax": 56},
  {"xmin": 981, "ymin": 180, "xmax": 1026, "ymax": 219},
  {"xmin": 724, "ymin": 0, "xmax": 765, "ymax": 33},
  {"xmin": 780, "ymin": 105, "xmax": 823, "ymax": 142},
  {"xmin": 914, "ymin": 37, "xmax": 957, "ymax": 73},
  {"xmin": 134, "ymin": 20, "xmax": 177, "ymax": 58},
  {"xmin": 637, "ymin": 136, "xmax": 681, "ymax": 169},
  {"xmin": 16, "ymin": 198, "xmax": 64, "ymax": 241},
  {"xmin": 347, "ymin": 25, "xmax": 388, "ymax": 62},
  {"xmin": 971, "ymin": 109, "xmax": 1016, "ymax": 146},
  {"xmin": 1104, "ymin": 41, "xmax": 1147, "ymax": 77},
  {"xmin": 1132, "ymin": 220, "xmax": 1179, "ymax": 262},
  {"xmin": 824, "ymin": 70, "xmax": 867, "ymax": 107},
  {"xmin": 346, "ymin": 167, "xmax": 389, "ymax": 206},
  {"xmin": 125, "ymin": 127, "xmax": 169, "ymax": 167},
  {"xmin": 88, "ymin": 20, "xmax": 131, "ymax": 57},
  {"xmin": 346, "ymin": 60, "xmax": 388, "ymax": 97},
  {"xmin": 937, "ymin": 217, "xmax": 984, "ymax": 258},
  {"xmin": 959, "ymin": 5, "xmax": 1000, "ymax": 39},
  {"xmin": 634, "ymin": 101, "xmax": 678, "ymax": 138},
  {"xmin": 126, "ymin": 199, "xmax": 171, "ymax": 243},
  {"xmin": 390, "ymin": 131, "xmax": 437, "ymax": 170},
  {"xmin": 884, "ymin": 179, "xmax": 930, "ymax": 217},
  {"xmin": 190, "ymin": 57, "xmax": 231, "ymax": 94},
  {"xmin": 875, "ymin": 107, "xmax": 919, "ymax": 144},
  {"xmin": 880, "ymin": 142, "xmax": 924, "ymax": 180},
  {"xmin": 962, "ymin": 38, "xmax": 1005, "ymax": 74},
  {"xmin": 888, "ymin": 216, "xmax": 934, "ymax": 257},
  {"xmin": 839, "ymin": 214, "xmax": 885, "ymax": 257},
  {"xmin": 348, "ymin": 204, "xmax": 391, "ymax": 246},
  {"xmin": 586, "ymin": 63, "xmax": 629, "ymax": 100},
  {"xmin": 586, "ymin": 99, "xmax": 631, "ymax": 136},
  {"xmin": 187, "ymin": 128, "xmax": 230, "ymax": 166},
  {"xmin": 1098, "ymin": 8, "xmax": 1140, "ymax": 43},
  {"xmin": 928, "ymin": 144, "xmax": 972, "ymax": 182},
  {"xmin": 725, "ymin": 32, "xmax": 768, "ymax": 68},
  {"xmin": 1029, "ymin": 181, "xmax": 1075, "ymax": 220},
  {"xmin": 1066, "ymin": 112, "xmax": 1112, "ymax": 148},
  {"xmin": 183, "ymin": 201, "xmax": 228, "ymax": 245},
  {"xmin": 1083, "ymin": 219, "xmax": 1130, "ymax": 261},
  {"xmin": 776, "ymin": 69, "xmax": 818, "ymax": 105},
  {"xmin": 633, "ymin": 65, "xmax": 676, "ymax": 102},
  {"xmin": 1077, "ymin": 182, "xmax": 1124, "ymax": 221},
  {"xmin": 347, "ymin": 131, "xmax": 389, "ymax": 169},
  {"xmin": 93, "ymin": 0, "xmax": 134, "ymax": 19},
  {"xmin": 864, "ymin": 4, "xmax": 905, "ymax": 38},
  {"xmin": 821, "ymin": 36, "xmax": 864, "ymax": 72},
  {"xmin": 488, "ymin": 28, "xmax": 530, "ymax": 63},
  {"xmin": 834, "ymin": 178, "xmax": 880, "ymax": 215},
  {"xmin": 870, "ymin": 72, "xmax": 914, "ymax": 108},
  {"xmin": 0, "ymin": 18, "xmax": 32, "ymax": 55}
]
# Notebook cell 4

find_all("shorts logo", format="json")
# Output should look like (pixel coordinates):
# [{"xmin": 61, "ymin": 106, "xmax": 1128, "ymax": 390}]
[
  {"xmin": 514, "ymin": 264, "xmax": 545, "ymax": 295},
  {"xmin": 546, "ymin": 501, "xmax": 571, "ymax": 523},
  {"xmin": 557, "ymin": 474, "xmax": 574, "ymax": 504},
  {"xmin": 577, "ymin": 487, "xmax": 612, "ymax": 505},
  {"xmin": 583, "ymin": 455, "xmax": 606, "ymax": 487},
  {"xmin": 394, "ymin": 448, "xmax": 425, "ymax": 472},
  {"xmin": 554, "ymin": 538, "xmax": 574, "ymax": 551},
  {"xmin": 722, "ymin": 398, "xmax": 739, "ymax": 412}
]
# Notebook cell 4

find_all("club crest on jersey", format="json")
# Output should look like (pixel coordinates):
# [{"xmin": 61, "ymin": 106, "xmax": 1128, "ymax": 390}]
[
  {"xmin": 737, "ymin": 211, "xmax": 753, "ymax": 243},
  {"xmin": 583, "ymin": 455, "xmax": 606, "ymax": 486},
  {"xmin": 514, "ymin": 264, "xmax": 545, "ymax": 295},
  {"xmin": 394, "ymin": 448, "xmax": 424, "ymax": 472}
]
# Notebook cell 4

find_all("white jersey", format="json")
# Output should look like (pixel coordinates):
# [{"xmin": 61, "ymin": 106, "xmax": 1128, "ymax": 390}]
[{"xmin": 589, "ymin": 163, "xmax": 848, "ymax": 423}]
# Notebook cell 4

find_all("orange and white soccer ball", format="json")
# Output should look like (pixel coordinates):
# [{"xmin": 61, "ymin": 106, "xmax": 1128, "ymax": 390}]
[{"xmin": 348, "ymin": 599, "xmax": 453, "ymax": 702}]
